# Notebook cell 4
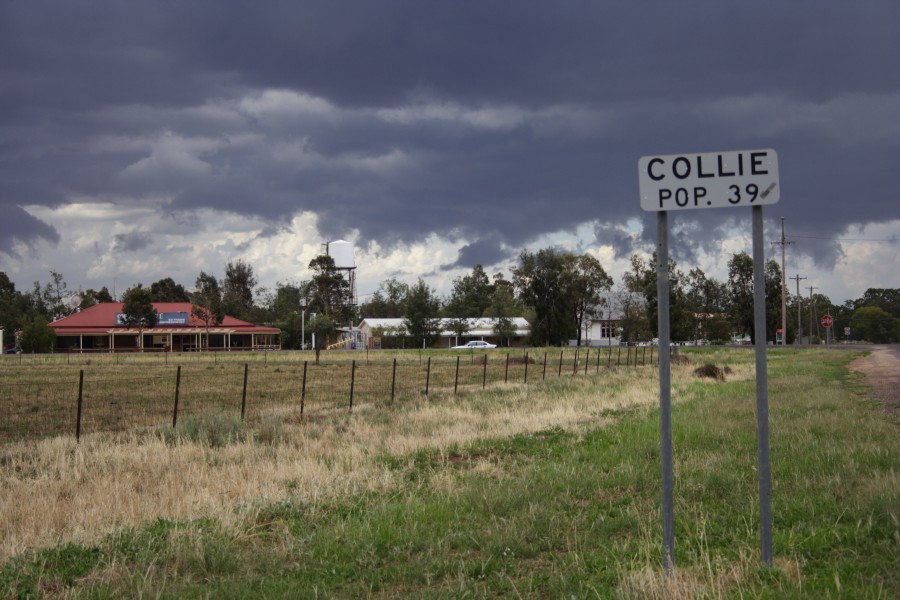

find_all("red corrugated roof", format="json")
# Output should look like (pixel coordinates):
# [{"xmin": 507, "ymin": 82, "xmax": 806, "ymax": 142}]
[{"xmin": 50, "ymin": 303, "xmax": 279, "ymax": 334}]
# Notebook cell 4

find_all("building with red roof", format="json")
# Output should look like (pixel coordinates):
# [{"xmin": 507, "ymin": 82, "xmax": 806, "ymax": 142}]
[{"xmin": 50, "ymin": 303, "xmax": 280, "ymax": 352}]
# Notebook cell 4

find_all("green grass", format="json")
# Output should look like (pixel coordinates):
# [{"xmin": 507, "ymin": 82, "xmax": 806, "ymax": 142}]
[{"xmin": 1, "ymin": 348, "xmax": 897, "ymax": 598}]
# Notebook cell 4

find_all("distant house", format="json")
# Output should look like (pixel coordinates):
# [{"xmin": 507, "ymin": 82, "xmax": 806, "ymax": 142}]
[
  {"xmin": 356, "ymin": 317, "xmax": 531, "ymax": 349},
  {"xmin": 577, "ymin": 317, "xmax": 622, "ymax": 347},
  {"xmin": 50, "ymin": 302, "xmax": 280, "ymax": 352}
]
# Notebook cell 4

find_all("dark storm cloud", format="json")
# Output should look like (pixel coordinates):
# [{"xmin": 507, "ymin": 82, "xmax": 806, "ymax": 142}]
[
  {"xmin": 0, "ymin": 207, "xmax": 60, "ymax": 257},
  {"xmin": 1, "ymin": 0, "xmax": 898, "ymax": 274},
  {"xmin": 444, "ymin": 239, "xmax": 512, "ymax": 271},
  {"xmin": 111, "ymin": 231, "xmax": 152, "ymax": 253}
]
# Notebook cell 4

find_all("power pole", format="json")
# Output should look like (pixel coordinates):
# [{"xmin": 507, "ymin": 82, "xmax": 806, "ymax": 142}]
[
  {"xmin": 807, "ymin": 286, "xmax": 817, "ymax": 344},
  {"xmin": 771, "ymin": 218, "xmax": 794, "ymax": 345},
  {"xmin": 790, "ymin": 275, "xmax": 806, "ymax": 344}
]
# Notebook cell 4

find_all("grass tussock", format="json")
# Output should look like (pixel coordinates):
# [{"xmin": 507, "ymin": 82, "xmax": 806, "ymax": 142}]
[{"xmin": 1, "ymin": 347, "xmax": 898, "ymax": 598}]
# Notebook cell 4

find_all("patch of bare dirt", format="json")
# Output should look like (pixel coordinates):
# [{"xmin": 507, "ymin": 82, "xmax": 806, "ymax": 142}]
[{"xmin": 849, "ymin": 345, "xmax": 900, "ymax": 414}]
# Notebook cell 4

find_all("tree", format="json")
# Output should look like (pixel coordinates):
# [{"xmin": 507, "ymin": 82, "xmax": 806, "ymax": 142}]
[
  {"xmin": 149, "ymin": 278, "xmax": 190, "ymax": 302},
  {"xmin": 18, "ymin": 315, "xmax": 56, "ymax": 353},
  {"xmin": 0, "ymin": 273, "xmax": 28, "ymax": 347},
  {"xmin": 444, "ymin": 317, "xmax": 471, "ymax": 345},
  {"xmin": 512, "ymin": 248, "xmax": 578, "ymax": 346},
  {"xmin": 222, "ymin": 259, "xmax": 258, "ymax": 320},
  {"xmin": 445, "ymin": 264, "xmax": 494, "ymax": 318},
  {"xmin": 684, "ymin": 267, "xmax": 727, "ymax": 341},
  {"xmin": 622, "ymin": 253, "xmax": 694, "ymax": 342},
  {"xmin": 78, "ymin": 287, "xmax": 114, "ymax": 310},
  {"xmin": 403, "ymin": 279, "xmax": 442, "ymax": 347},
  {"xmin": 850, "ymin": 306, "xmax": 900, "ymax": 343},
  {"xmin": 191, "ymin": 272, "xmax": 225, "ymax": 349},
  {"xmin": 570, "ymin": 254, "xmax": 614, "ymax": 346},
  {"xmin": 307, "ymin": 314, "xmax": 335, "ymax": 364},
  {"xmin": 361, "ymin": 278, "xmax": 409, "ymax": 318},
  {"xmin": 307, "ymin": 255, "xmax": 355, "ymax": 326},
  {"xmin": 42, "ymin": 270, "xmax": 73, "ymax": 321},
  {"xmin": 853, "ymin": 288, "xmax": 900, "ymax": 319},
  {"xmin": 726, "ymin": 252, "xmax": 782, "ymax": 343},
  {"xmin": 121, "ymin": 284, "xmax": 158, "ymax": 349},
  {"xmin": 614, "ymin": 285, "xmax": 651, "ymax": 344}
]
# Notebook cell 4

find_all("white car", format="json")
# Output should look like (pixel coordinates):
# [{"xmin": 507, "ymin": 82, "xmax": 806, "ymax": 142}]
[{"xmin": 452, "ymin": 340, "xmax": 497, "ymax": 349}]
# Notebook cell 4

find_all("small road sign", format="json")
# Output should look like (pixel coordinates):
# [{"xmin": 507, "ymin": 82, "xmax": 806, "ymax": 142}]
[
  {"xmin": 639, "ymin": 149, "xmax": 779, "ymax": 212},
  {"xmin": 821, "ymin": 315, "xmax": 834, "ymax": 328}
]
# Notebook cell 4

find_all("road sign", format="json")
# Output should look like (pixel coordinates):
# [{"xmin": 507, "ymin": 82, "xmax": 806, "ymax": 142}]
[
  {"xmin": 639, "ymin": 149, "xmax": 780, "ymax": 211},
  {"xmin": 821, "ymin": 315, "xmax": 833, "ymax": 328}
]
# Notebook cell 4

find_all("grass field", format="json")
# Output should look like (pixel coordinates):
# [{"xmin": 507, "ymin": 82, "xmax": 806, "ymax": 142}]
[
  {"xmin": 0, "ymin": 347, "xmax": 897, "ymax": 598},
  {"xmin": 0, "ymin": 346, "xmax": 651, "ymax": 443}
]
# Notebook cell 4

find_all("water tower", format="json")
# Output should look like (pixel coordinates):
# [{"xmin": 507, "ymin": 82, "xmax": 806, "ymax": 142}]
[{"xmin": 324, "ymin": 239, "xmax": 357, "ymax": 308}]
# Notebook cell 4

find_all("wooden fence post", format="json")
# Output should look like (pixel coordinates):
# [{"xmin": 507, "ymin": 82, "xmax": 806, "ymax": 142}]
[
  {"xmin": 76, "ymin": 369, "xmax": 84, "ymax": 441},
  {"xmin": 390, "ymin": 358, "xmax": 397, "ymax": 404},
  {"xmin": 349, "ymin": 360, "xmax": 356, "ymax": 412},
  {"xmin": 524, "ymin": 352, "xmax": 529, "ymax": 384},
  {"xmin": 505, "ymin": 353, "xmax": 510, "ymax": 384},
  {"xmin": 558, "ymin": 351, "xmax": 564, "ymax": 377},
  {"xmin": 543, "ymin": 351, "xmax": 548, "ymax": 380},
  {"xmin": 240, "ymin": 363, "xmax": 249, "ymax": 420},
  {"xmin": 483, "ymin": 355, "xmax": 488, "ymax": 389},
  {"xmin": 300, "ymin": 360, "xmax": 308, "ymax": 420},
  {"xmin": 454, "ymin": 356, "xmax": 460, "ymax": 394},
  {"xmin": 425, "ymin": 356, "xmax": 431, "ymax": 396},
  {"xmin": 172, "ymin": 365, "xmax": 181, "ymax": 428}
]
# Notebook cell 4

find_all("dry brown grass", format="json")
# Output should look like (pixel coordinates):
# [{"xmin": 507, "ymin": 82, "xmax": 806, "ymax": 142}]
[{"xmin": 0, "ymin": 353, "xmax": 747, "ymax": 565}]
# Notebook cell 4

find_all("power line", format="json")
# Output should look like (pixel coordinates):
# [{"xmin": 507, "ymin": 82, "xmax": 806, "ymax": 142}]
[{"xmin": 791, "ymin": 234, "xmax": 898, "ymax": 243}]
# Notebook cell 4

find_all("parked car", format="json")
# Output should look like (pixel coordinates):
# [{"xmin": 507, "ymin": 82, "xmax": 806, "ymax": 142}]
[
  {"xmin": 6, "ymin": 346, "xmax": 20, "ymax": 354},
  {"xmin": 452, "ymin": 340, "xmax": 497, "ymax": 349}
]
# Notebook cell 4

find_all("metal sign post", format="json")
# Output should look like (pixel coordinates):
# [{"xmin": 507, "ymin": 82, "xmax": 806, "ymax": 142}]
[
  {"xmin": 656, "ymin": 211, "xmax": 675, "ymax": 573},
  {"xmin": 752, "ymin": 205, "xmax": 774, "ymax": 565},
  {"xmin": 639, "ymin": 149, "xmax": 779, "ymax": 572}
]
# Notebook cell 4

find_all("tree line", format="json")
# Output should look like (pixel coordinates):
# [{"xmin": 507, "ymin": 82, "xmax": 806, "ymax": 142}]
[{"xmin": 2, "ymin": 250, "xmax": 898, "ymax": 353}]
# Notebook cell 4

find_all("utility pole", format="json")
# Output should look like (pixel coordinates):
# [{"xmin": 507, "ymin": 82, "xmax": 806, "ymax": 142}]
[
  {"xmin": 807, "ymin": 286, "xmax": 817, "ymax": 344},
  {"xmin": 790, "ymin": 275, "xmax": 806, "ymax": 344},
  {"xmin": 771, "ymin": 218, "xmax": 794, "ymax": 345}
]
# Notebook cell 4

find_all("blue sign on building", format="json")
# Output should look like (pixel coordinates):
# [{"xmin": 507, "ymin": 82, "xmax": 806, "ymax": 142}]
[{"xmin": 116, "ymin": 312, "xmax": 189, "ymax": 326}]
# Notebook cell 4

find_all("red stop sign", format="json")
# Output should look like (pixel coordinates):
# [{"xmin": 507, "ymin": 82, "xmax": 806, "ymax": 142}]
[{"xmin": 821, "ymin": 315, "xmax": 834, "ymax": 328}]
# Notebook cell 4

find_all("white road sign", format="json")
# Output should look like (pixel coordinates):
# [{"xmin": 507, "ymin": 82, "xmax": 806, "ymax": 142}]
[{"xmin": 639, "ymin": 149, "xmax": 779, "ymax": 212}]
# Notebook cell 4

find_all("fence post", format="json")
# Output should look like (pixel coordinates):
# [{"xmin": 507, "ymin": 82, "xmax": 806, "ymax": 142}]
[
  {"xmin": 597, "ymin": 348, "xmax": 601, "ymax": 373},
  {"xmin": 300, "ymin": 360, "xmax": 308, "ymax": 420},
  {"xmin": 425, "ymin": 356, "xmax": 431, "ymax": 396},
  {"xmin": 349, "ymin": 360, "xmax": 356, "ymax": 412},
  {"xmin": 240, "ymin": 363, "xmax": 249, "ymax": 420},
  {"xmin": 390, "ymin": 358, "xmax": 397, "ymax": 404},
  {"xmin": 543, "ymin": 351, "xmax": 548, "ymax": 380},
  {"xmin": 558, "ymin": 351, "xmax": 564, "ymax": 377},
  {"xmin": 617, "ymin": 347, "xmax": 621, "ymax": 367},
  {"xmin": 483, "ymin": 355, "xmax": 488, "ymax": 389},
  {"xmin": 608, "ymin": 346, "xmax": 612, "ymax": 367},
  {"xmin": 524, "ymin": 352, "xmax": 529, "ymax": 384},
  {"xmin": 651, "ymin": 346, "xmax": 655, "ymax": 365},
  {"xmin": 454, "ymin": 356, "xmax": 460, "ymax": 395},
  {"xmin": 172, "ymin": 365, "xmax": 182, "ymax": 428},
  {"xmin": 643, "ymin": 346, "xmax": 647, "ymax": 366},
  {"xmin": 585, "ymin": 348, "xmax": 590, "ymax": 375},
  {"xmin": 505, "ymin": 353, "xmax": 510, "ymax": 384},
  {"xmin": 572, "ymin": 349, "xmax": 579, "ymax": 376},
  {"xmin": 76, "ymin": 369, "xmax": 84, "ymax": 441}
]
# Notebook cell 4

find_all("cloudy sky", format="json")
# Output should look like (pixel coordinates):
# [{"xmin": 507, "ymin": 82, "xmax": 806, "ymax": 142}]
[{"xmin": 2, "ymin": 1, "xmax": 898, "ymax": 306}]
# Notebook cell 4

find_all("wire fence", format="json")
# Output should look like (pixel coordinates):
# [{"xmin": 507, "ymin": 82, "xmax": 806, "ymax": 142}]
[{"xmin": 0, "ymin": 346, "xmax": 658, "ymax": 443}]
